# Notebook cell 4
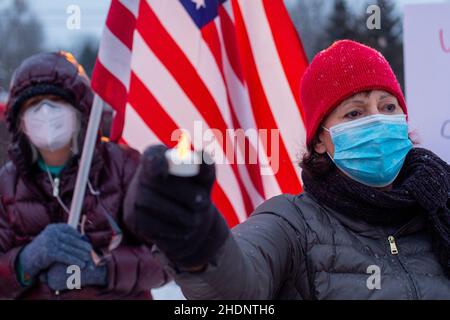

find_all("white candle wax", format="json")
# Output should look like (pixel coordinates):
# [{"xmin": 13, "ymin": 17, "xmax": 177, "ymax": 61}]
[
  {"xmin": 165, "ymin": 133, "xmax": 200, "ymax": 177},
  {"xmin": 165, "ymin": 148, "xmax": 200, "ymax": 177}
]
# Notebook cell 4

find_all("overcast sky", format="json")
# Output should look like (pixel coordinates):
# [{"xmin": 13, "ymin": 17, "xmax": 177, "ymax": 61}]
[{"xmin": 22, "ymin": 0, "xmax": 449, "ymax": 50}]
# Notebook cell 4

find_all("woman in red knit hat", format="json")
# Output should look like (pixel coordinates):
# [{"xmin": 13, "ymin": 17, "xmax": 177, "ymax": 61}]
[{"xmin": 124, "ymin": 40, "xmax": 450, "ymax": 299}]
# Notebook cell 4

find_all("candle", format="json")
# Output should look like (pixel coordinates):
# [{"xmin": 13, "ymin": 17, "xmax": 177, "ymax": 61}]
[{"xmin": 165, "ymin": 132, "xmax": 200, "ymax": 177}]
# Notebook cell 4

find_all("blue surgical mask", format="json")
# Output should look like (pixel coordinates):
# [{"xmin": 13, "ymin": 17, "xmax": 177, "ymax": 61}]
[{"xmin": 324, "ymin": 114, "xmax": 413, "ymax": 187}]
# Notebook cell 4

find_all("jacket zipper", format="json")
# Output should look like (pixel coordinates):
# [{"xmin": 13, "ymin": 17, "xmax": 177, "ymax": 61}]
[
  {"xmin": 386, "ymin": 234, "xmax": 419, "ymax": 299},
  {"xmin": 48, "ymin": 174, "xmax": 63, "ymax": 297},
  {"xmin": 52, "ymin": 177, "xmax": 60, "ymax": 197},
  {"xmin": 387, "ymin": 236, "xmax": 398, "ymax": 255}
]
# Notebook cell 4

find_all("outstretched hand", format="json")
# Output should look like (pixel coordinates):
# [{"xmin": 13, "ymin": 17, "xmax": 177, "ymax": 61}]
[{"xmin": 124, "ymin": 145, "xmax": 230, "ymax": 269}]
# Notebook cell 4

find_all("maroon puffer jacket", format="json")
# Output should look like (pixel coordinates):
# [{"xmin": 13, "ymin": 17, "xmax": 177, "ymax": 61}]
[{"xmin": 0, "ymin": 52, "xmax": 168, "ymax": 299}]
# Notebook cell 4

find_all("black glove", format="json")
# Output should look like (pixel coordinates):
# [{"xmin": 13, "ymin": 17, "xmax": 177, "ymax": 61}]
[{"xmin": 124, "ymin": 145, "xmax": 230, "ymax": 269}]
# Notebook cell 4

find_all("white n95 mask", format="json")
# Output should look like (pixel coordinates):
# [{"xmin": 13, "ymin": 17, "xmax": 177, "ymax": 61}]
[{"xmin": 22, "ymin": 99, "xmax": 78, "ymax": 152}]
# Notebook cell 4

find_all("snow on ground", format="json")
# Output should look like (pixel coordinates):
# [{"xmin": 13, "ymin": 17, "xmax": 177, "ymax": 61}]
[{"xmin": 151, "ymin": 281, "xmax": 186, "ymax": 300}]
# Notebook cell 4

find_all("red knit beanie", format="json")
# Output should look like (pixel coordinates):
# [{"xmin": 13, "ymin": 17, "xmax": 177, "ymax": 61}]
[{"xmin": 300, "ymin": 40, "xmax": 407, "ymax": 144}]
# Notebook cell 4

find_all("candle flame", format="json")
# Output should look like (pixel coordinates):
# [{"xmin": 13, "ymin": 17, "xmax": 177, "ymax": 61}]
[{"xmin": 176, "ymin": 132, "xmax": 191, "ymax": 160}]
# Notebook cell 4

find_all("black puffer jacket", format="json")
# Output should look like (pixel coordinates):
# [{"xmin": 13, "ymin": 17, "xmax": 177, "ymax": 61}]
[{"xmin": 168, "ymin": 193, "xmax": 450, "ymax": 299}]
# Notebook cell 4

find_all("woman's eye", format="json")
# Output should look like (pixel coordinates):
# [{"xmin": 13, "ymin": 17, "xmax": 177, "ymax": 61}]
[
  {"xmin": 344, "ymin": 110, "xmax": 361, "ymax": 119},
  {"xmin": 383, "ymin": 104, "xmax": 397, "ymax": 112}
]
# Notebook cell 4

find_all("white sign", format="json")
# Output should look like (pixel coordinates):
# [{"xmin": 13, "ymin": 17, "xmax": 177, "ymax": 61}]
[{"xmin": 404, "ymin": 3, "xmax": 450, "ymax": 164}]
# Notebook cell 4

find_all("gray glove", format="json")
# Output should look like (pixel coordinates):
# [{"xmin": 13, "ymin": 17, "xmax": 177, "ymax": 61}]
[
  {"xmin": 41, "ymin": 261, "xmax": 108, "ymax": 292},
  {"xmin": 18, "ymin": 224, "xmax": 93, "ymax": 281}
]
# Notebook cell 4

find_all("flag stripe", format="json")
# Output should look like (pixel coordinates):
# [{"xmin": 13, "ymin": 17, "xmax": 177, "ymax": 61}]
[
  {"xmin": 211, "ymin": 184, "xmax": 240, "ymax": 227},
  {"xmin": 121, "ymin": 105, "xmax": 240, "ymax": 227},
  {"xmin": 128, "ymin": 73, "xmax": 179, "ymax": 146},
  {"xmin": 119, "ymin": 0, "xmax": 140, "ymax": 17},
  {"xmin": 222, "ymin": 0, "xmax": 234, "ymax": 24},
  {"xmin": 262, "ymin": 0, "xmax": 309, "ymax": 119},
  {"xmin": 92, "ymin": 0, "xmax": 137, "ymax": 141},
  {"xmin": 202, "ymin": 21, "xmax": 265, "ymax": 204},
  {"xmin": 238, "ymin": 0, "xmax": 305, "ymax": 186},
  {"xmin": 137, "ymin": 2, "xmax": 257, "ymax": 215},
  {"xmin": 92, "ymin": 58, "xmax": 127, "ymax": 109},
  {"xmin": 232, "ymin": 0, "xmax": 302, "ymax": 195},
  {"xmin": 122, "ymin": 104, "xmax": 161, "ymax": 152},
  {"xmin": 130, "ymin": 31, "xmax": 248, "ymax": 221},
  {"xmin": 129, "ymin": 74, "xmax": 247, "ymax": 223},
  {"xmin": 97, "ymin": 27, "xmax": 132, "ymax": 89},
  {"xmin": 92, "ymin": 0, "xmax": 308, "ymax": 225},
  {"xmin": 215, "ymin": 17, "xmax": 282, "ymax": 199},
  {"xmin": 147, "ymin": 0, "xmax": 233, "ymax": 127},
  {"xmin": 91, "ymin": 59, "xmax": 126, "ymax": 142},
  {"xmin": 105, "ymin": 0, "xmax": 136, "ymax": 51},
  {"xmin": 218, "ymin": 6, "xmax": 243, "ymax": 82},
  {"xmin": 214, "ymin": 11, "xmax": 284, "ymax": 199}
]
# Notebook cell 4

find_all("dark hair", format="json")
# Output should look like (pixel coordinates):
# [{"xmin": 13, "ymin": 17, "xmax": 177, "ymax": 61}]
[{"xmin": 299, "ymin": 126, "xmax": 336, "ymax": 177}]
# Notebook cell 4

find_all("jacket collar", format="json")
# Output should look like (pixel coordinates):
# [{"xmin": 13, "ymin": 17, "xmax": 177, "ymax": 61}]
[
  {"xmin": 20, "ymin": 144, "xmax": 106, "ymax": 202},
  {"xmin": 303, "ymin": 192, "xmax": 427, "ymax": 240}
]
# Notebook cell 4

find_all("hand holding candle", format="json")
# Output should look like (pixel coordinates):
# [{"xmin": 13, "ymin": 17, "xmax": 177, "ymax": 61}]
[
  {"xmin": 123, "ymin": 142, "xmax": 229, "ymax": 268},
  {"xmin": 165, "ymin": 132, "xmax": 201, "ymax": 177}
]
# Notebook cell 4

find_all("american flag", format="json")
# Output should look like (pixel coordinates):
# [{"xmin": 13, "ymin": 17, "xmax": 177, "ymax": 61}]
[{"xmin": 92, "ymin": 0, "xmax": 308, "ymax": 226}]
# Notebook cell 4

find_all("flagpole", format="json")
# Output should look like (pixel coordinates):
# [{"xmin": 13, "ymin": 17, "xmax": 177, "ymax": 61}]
[{"xmin": 68, "ymin": 94, "xmax": 104, "ymax": 228}]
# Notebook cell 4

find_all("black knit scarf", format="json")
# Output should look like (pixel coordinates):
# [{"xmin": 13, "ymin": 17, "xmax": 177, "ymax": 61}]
[{"xmin": 302, "ymin": 147, "xmax": 450, "ymax": 276}]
